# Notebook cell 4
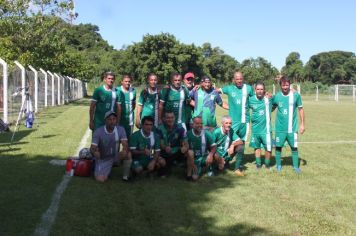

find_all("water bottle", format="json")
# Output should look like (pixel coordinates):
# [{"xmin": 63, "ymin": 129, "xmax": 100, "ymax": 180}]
[{"xmin": 65, "ymin": 158, "xmax": 74, "ymax": 176}]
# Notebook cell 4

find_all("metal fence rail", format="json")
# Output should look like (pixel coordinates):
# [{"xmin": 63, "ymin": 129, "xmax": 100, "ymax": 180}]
[{"xmin": 0, "ymin": 58, "xmax": 85, "ymax": 125}]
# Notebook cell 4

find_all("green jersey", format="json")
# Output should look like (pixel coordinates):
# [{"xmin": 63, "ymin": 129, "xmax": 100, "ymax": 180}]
[
  {"xmin": 160, "ymin": 86, "xmax": 190, "ymax": 125},
  {"xmin": 249, "ymin": 95, "xmax": 272, "ymax": 134},
  {"xmin": 92, "ymin": 85, "xmax": 120, "ymax": 130},
  {"xmin": 129, "ymin": 129, "xmax": 160, "ymax": 160},
  {"xmin": 221, "ymin": 84, "xmax": 254, "ymax": 125},
  {"xmin": 183, "ymin": 84, "xmax": 194, "ymax": 125},
  {"xmin": 138, "ymin": 88, "xmax": 160, "ymax": 127},
  {"xmin": 117, "ymin": 86, "xmax": 136, "ymax": 126},
  {"xmin": 157, "ymin": 123, "xmax": 187, "ymax": 155},
  {"xmin": 187, "ymin": 129, "xmax": 215, "ymax": 157},
  {"xmin": 272, "ymin": 91, "xmax": 303, "ymax": 133},
  {"xmin": 212, "ymin": 127, "xmax": 238, "ymax": 157}
]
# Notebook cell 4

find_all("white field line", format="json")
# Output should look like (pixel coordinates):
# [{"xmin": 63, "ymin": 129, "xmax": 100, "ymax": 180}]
[
  {"xmin": 299, "ymin": 140, "xmax": 356, "ymax": 144},
  {"xmin": 34, "ymin": 128, "xmax": 91, "ymax": 236}
]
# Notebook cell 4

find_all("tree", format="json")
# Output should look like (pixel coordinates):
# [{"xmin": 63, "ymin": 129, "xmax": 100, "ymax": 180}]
[
  {"xmin": 281, "ymin": 52, "xmax": 305, "ymax": 83},
  {"xmin": 240, "ymin": 57, "xmax": 279, "ymax": 84}
]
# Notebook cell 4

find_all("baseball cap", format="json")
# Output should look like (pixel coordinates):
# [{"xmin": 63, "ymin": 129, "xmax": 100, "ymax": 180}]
[
  {"xmin": 184, "ymin": 72, "xmax": 195, "ymax": 80},
  {"xmin": 104, "ymin": 111, "xmax": 117, "ymax": 119},
  {"xmin": 201, "ymin": 76, "xmax": 211, "ymax": 82}
]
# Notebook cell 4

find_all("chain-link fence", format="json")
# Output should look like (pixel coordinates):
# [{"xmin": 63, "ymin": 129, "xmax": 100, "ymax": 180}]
[{"xmin": 0, "ymin": 59, "xmax": 85, "ymax": 125}]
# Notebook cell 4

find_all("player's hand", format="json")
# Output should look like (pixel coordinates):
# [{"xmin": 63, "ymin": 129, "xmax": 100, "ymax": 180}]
[
  {"xmin": 265, "ymin": 92, "xmax": 272, "ymax": 98},
  {"xmin": 144, "ymin": 148, "xmax": 151, "ymax": 156},
  {"xmin": 299, "ymin": 124, "xmax": 305, "ymax": 134},
  {"xmin": 89, "ymin": 121, "xmax": 94, "ymax": 131},
  {"xmin": 206, "ymin": 155, "xmax": 213, "ymax": 165},
  {"xmin": 193, "ymin": 84, "xmax": 200, "ymax": 91},
  {"xmin": 228, "ymin": 146, "xmax": 235, "ymax": 156},
  {"xmin": 181, "ymin": 145, "xmax": 188, "ymax": 154}
]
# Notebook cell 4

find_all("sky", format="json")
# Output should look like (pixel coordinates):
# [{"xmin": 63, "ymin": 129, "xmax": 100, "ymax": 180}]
[{"xmin": 74, "ymin": 0, "xmax": 356, "ymax": 70}]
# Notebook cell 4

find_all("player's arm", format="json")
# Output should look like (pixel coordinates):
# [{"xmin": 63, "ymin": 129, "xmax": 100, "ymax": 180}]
[
  {"xmin": 180, "ymin": 140, "xmax": 189, "ymax": 154},
  {"xmin": 136, "ymin": 105, "xmax": 142, "ymax": 129},
  {"xmin": 116, "ymin": 102, "xmax": 121, "ymax": 124},
  {"xmin": 158, "ymin": 101, "xmax": 164, "ymax": 124},
  {"xmin": 298, "ymin": 107, "xmax": 305, "ymax": 134},
  {"xmin": 90, "ymin": 130, "xmax": 100, "ymax": 159},
  {"xmin": 89, "ymin": 100, "xmax": 96, "ymax": 131}
]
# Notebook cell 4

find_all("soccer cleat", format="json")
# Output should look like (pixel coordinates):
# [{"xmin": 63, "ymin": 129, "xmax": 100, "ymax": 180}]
[
  {"xmin": 186, "ymin": 176, "xmax": 193, "ymax": 181},
  {"xmin": 207, "ymin": 171, "xmax": 215, "ymax": 177},
  {"xmin": 122, "ymin": 176, "xmax": 130, "ymax": 182},
  {"xmin": 276, "ymin": 165, "xmax": 282, "ymax": 172},
  {"xmin": 234, "ymin": 169, "xmax": 245, "ymax": 177},
  {"xmin": 256, "ymin": 164, "xmax": 262, "ymax": 170},
  {"xmin": 293, "ymin": 167, "xmax": 302, "ymax": 174}
]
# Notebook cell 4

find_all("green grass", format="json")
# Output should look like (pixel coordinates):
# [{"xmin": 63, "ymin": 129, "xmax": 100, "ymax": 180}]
[{"xmin": 1, "ymin": 97, "xmax": 356, "ymax": 235}]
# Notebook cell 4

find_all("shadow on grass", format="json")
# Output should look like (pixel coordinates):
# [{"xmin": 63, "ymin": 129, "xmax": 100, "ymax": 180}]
[
  {"xmin": 51, "ymin": 164, "xmax": 281, "ymax": 236},
  {"xmin": 0, "ymin": 129, "xmax": 34, "ymax": 144}
]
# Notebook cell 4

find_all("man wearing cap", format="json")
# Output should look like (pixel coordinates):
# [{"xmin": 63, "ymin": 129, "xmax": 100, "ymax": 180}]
[
  {"xmin": 89, "ymin": 71, "xmax": 121, "ymax": 131},
  {"xmin": 190, "ymin": 76, "xmax": 228, "ymax": 132},
  {"xmin": 90, "ymin": 111, "xmax": 131, "ymax": 182},
  {"xmin": 183, "ymin": 72, "xmax": 196, "ymax": 129},
  {"xmin": 159, "ymin": 72, "xmax": 190, "ymax": 131},
  {"xmin": 218, "ymin": 71, "xmax": 254, "ymax": 176}
]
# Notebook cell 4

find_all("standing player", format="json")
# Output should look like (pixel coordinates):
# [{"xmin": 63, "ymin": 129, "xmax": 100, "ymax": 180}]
[
  {"xmin": 117, "ymin": 75, "xmax": 136, "ymax": 137},
  {"xmin": 136, "ymin": 73, "xmax": 160, "ymax": 128},
  {"xmin": 90, "ymin": 111, "xmax": 131, "ymax": 182},
  {"xmin": 212, "ymin": 116, "xmax": 244, "ymax": 172},
  {"xmin": 249, "ymin": 81, "xmax": 273, "ymax": 169},
  {"xmin": 190, "ymin": 76, "xmax": 228, "ymax": 131},
  {"xmin": 129, "ymin": 116, "xmax": 164, "ymax": 176},
  {"xmin": 186, "ymin": 116, "xmax": 216, "ymax": 180},
  {"xmin": 183, "ymin": 72, "xmax": 196, "ymax": 129},
  {"xmin": 89, "ymin": 71, "xmax": 121, "ymax": 131},
  {"xmin": 159, "ymin": 72, "xmax": 190, "ymax": 131},
  {"xmin": 218, "ymin": 71, "xmax": 254, "ymax": 176},
  {"xmin": 272, "ymin": 76, "xmax": 305, "ymax": 173}
]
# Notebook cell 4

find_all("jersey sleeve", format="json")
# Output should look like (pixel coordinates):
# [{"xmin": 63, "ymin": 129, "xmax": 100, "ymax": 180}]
[
  {"xmin": 215, "ymin": 92, "xmax": 223, "ymax": 106},
  {"xmin": 138, "ymin": 90, "xmax": 144, "ymax": 106},
  {"xmin": 154, "ymin": 133, "xmax": 161, "ymax": 151},
  {"xmin": 296, "ymin": 93, "xmax": 303, "ymax": 107},
  {"xmin": 91, "ymin": 129, "xmax": 100, "ymax": 146},
  {"xmin": 189, "ymin": 89, "xmax": 196, "ymax": 100},
  {"xmin": 232, "ymin": 130, "xmax": 241, "ymax": 142},
  {"xmin": 129, "ymin": 133, "xmax": 137, "ymax": 150},
  {"xmin": 206, "ymin": 130, "xmax": 216, "ymax": 147},
  {"xmin": 179, "ymin": 126, "xmax": 188, "ymax": 141},
  {"xmin": 117, "ymin": 125, "xmax": 127, "ymax": 141},
  {"xmin": 92, "ymin": 88, "xmax": 100, "ymax": 102},
  {"xmin": 160, "ymin": 88, "xmax": 168, "ymax": 103},
  {"xmin": 221, "ymin": 85, "xmax": 229, "ymax": 95},
  {"xmin": 184, "ymin": 87, "xmax": 190, "ymax": 103}
]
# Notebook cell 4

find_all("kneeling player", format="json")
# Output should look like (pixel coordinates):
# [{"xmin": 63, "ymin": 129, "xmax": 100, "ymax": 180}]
[
  {"xmin": 157, "ymin": 111, "xmax": 189, "ymax": 177},
  {"xmin": 212, "ymin": 115, "xmax": 244, "ymax": 172},
  {"xmin": 91, "ymin": 111, "xmax": 131, "ymax": 182},
  {"xmin": 129, "ymin": 116, "xmax": 164, "ymax": 177},
  {"xmin": 187, "ymin": 116, "xmax": 216, "ymax": 181}
]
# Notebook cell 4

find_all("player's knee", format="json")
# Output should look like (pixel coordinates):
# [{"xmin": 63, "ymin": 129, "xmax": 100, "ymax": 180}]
[
  {"xmin": 235, "ymin": 145, "xmax": 244, "ymax": 153},
  {"xmin": 291, "ymin": 147, "xmax": 298, "ymax": 152},
  {"xmin": 95, "ymin": 175, "xmax": 107, "ymax": 183},
  {"xmin": 134, "ymin": 166, "xmax": 143, "ymax": 174}
]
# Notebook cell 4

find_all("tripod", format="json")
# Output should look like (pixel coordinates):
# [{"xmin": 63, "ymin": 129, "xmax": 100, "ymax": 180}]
[{"xmin": 10, "ymin": 87, "xmax": 35, "ymax": 145}]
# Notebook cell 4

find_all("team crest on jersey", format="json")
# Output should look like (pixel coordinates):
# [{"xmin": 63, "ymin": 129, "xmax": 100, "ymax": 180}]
[
  {"xmin": 279, "ymin": 102, "xmax": 283, "ymax": 107},
  {"xmin": 210, "ymin": 95, "xmax": 215, "ymax": 100},
  {"xmin": 283, "ymin": 109, "xmax": 288, "ymax": 115},
  {"xmin": 259, "ymin": 110, "xmax": 265, "ymax": 116},
  {"xmin": 231, "ymin": 92, "xmax": 236, "ymax": 97},
  {"xmin": 100, "ymin": 95, "xmax": 106, "ymax": 101}
]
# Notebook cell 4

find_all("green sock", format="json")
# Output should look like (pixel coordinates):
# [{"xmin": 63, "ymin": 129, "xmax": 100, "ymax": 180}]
[
  {"xmin": 292, "ymin": 150, "xmax": 299, "ymax": 168},
  {"xmin": 235, "ymin": 146, "xmax": 244, "ymax": 170},
  {"xmin": 275, "ymin": 149, "xmax": 282, "ymax": 166},
  {"xmin": 265, "ymin": 158, "xmax": 270, "ymax": 166},
  {"xmin": 255, "ymin": 157, "xmax": 262, "ymax": 165}
]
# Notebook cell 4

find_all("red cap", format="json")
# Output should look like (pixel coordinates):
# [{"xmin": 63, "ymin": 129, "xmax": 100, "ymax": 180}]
[{"xmin": 184, "ymin": 72, "xmax": 195, "ymax": 80}]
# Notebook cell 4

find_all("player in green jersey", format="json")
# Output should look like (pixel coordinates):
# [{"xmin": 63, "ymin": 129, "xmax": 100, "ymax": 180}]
[
  {"xmin": 249, "ymin": 81, "xmax": 273, "ymax": 169},
  {"xmin": 186, "ymin": 116, "xmax": 217, "ymax": 181},
  {"xmin": 157, "ymin": 111, "xmax": 189, "ymax": 177},
  {"xmin": 183, "ymin": 72, "xmax": 196, "ymax": 129},
  {"xmin": 117, "ymin": 75, "xmax": 136, "ymax": 137},
  {"xmin": 136, "ymin": 73, "xmax": 160, "ymax": 129},
  {"xmin": 219, "ymin": 71, "xmax": 254, "ymax": 176},
  {"xmin": 212, "ymin": 116, "xmax": 244, "ymax": 172},
  {"xmin": 129, "ymin": 116, "xmax": 164, "ymax": 177},
  {"xmin": 159, "ymin": 72, "xmax": 190, "ymax": 131},
  {"xmin": 272, "ymin": 76, "xmax": 305, "ymax": 173},
  {"xmin": 89, "ymin": 71, "xmax": 121, "ymax": 131}
]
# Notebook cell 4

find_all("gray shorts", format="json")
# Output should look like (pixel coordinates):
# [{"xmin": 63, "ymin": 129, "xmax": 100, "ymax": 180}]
[{"xmin": 94, "ymin": 158, "xmax": 114, "ymax": 177}]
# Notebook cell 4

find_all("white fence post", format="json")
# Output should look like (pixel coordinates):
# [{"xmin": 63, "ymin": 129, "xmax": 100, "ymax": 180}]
[
  {"xmin": 316, "ymin": 85, "xmax": 319, "ymax": 101},
  {"xmin": 14, "ymin": 61, "xmax": 26, "ymax": 106},
  {"xmin": 353, "ymin": 85, "xmax": 356, "ymax": 102},
  {"xmin": 39, "ymin": 68, "xmax": 48, "ymax": 107},
  {"xmin": 47, "ymin": 71, "xmax": 55, "ymax": 106},
  {"xmin": 297, "ymin": 84, "xmax": 301, "ymax": 94},
  {"xmin": 0, "ymin": 58, "xmax": 8, "ymax": 123},
  {"xmin": 54, "ymin": 73, "xmax": 61, "ymax": 105},
  {"xmin": 272, "ymin": 84, "xmax": 275, "ymax": 95},
  {"xmin": 335, "ymin": 85, "xmax": 339, "ymax": 102},
  {"xmin": 29, "ymin": 65, "xmax": 38, "ymax": 113}
]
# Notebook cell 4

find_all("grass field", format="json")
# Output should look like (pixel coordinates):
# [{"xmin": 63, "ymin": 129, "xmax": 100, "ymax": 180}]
[{"xmin": 0, "ymin": 96, "xmax": 355, "ymax": 235}]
